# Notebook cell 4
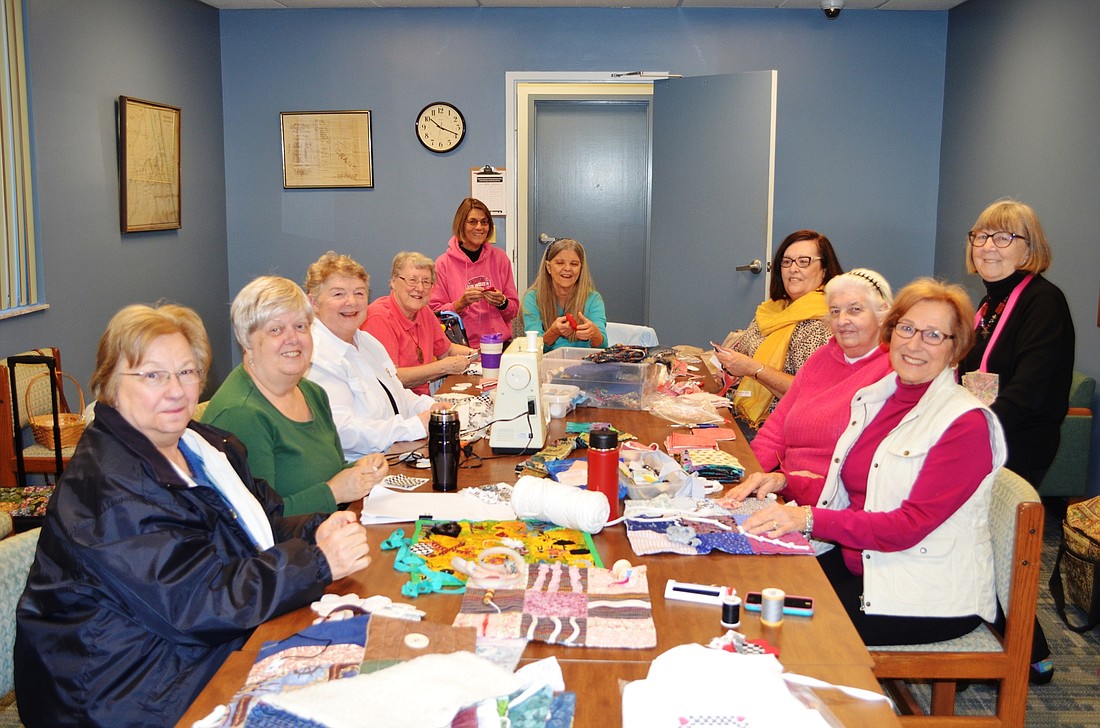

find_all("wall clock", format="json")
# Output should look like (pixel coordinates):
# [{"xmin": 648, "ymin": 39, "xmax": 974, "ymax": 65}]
[{"xmin": 415, "ymin": 102, "xmax": 466, "ymax": 153}]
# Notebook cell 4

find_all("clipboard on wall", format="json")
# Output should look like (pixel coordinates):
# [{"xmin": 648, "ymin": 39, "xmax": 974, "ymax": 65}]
[{"xmin": 470, "ymin": 165, "xmax": 506, "ymax": 216}]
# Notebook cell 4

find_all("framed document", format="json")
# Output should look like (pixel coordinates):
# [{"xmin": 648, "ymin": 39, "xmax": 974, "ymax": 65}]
[
  {"xmin": 118, "ymin": 96, "xmax": 181, "ymax": 233},
  {"xmin": 280, "ymin": 110, "xmax": 373, "ymax": 188}
]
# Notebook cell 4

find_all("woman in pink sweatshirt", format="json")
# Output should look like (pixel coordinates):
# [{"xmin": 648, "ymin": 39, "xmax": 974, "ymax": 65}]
[{"xmin": 429, "ymin": 198, "xmax": 519, "ymax": 347}]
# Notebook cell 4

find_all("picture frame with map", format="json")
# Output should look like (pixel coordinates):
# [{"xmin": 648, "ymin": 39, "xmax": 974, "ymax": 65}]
[
  {"xmin": 280, "ymin": 110, "xmax": 373, "ymax": 188},
  {"xmin": 118, "ymin": 96, "xmax": 181, "ymax": 233}
]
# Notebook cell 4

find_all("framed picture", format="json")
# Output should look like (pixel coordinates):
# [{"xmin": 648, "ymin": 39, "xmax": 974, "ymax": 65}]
[
  {"xmin": 118, "ymin": 96, "xmax": 181, "ymax": 233},
  {"xmin": 280, "ymin": 110, "xmax": 373, "ymax": 188}
]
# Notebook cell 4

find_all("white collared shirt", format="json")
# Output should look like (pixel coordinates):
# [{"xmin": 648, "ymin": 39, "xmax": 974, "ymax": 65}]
[{"xmin": 307, "ymin": 320, "xmax": 434, "ymax": 459}]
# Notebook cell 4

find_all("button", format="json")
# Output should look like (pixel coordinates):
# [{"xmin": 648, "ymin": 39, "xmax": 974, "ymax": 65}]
[
  {"xmin": 903, "ymin": 450, "xmax": 911, "ymax": 456},
  {"xmin": 873, "ymin": 463, "xmax": 879, "ymax": 468},
  {"xmin": 919, "ymin": 547, "xmax": 927, "ymax": 554},
  {"xmin": 404, "ymin": 633, "xmax": 430, "ymax": 649}
]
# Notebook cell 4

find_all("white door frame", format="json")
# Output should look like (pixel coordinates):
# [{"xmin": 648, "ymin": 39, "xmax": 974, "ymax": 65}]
[{"xmin": 505, "ymin": 72, "xmax": 666, "ymax": 293}]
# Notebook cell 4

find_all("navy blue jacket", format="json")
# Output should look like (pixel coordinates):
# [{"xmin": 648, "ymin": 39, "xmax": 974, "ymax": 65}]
[{"xmin": 15, "ymin": 404, "xmax": 331, "ymax": 727}]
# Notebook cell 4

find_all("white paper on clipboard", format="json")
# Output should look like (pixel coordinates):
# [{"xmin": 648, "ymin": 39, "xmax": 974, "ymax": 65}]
[{"xmin": 471, "ymin": 166, "xmax": 507, "ymax": 216}]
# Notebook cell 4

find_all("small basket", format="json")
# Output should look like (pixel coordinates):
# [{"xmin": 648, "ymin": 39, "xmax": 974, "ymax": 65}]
[{"xmin": 24, "ymin": 371, "xmax": 86, "ymax": 450}]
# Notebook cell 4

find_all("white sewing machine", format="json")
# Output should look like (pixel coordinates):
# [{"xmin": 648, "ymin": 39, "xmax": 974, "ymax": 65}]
[{"xmin": 489, "ymin": 336, "xmax": 549, "ymax": 454}]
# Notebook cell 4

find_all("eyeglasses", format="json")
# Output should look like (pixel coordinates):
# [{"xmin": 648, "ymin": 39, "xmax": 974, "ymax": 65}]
[
  {"xmin": 119, "ymin": 369, "xmax": 205, "ymax": 388},
  {"xmin": 780, "ymin": 256, "xmax": 823, "ymax": 269},
  {"xmin": 396, "ymin": 275, "xmax": 433, "ymax": 289},
  {"xmin": 465, "ymin": 218, "xmax": 491, "ymax": 228},
  {"xmin": 967, "ymin": 231, "xmax": 1027, "ymax": 248},
  {"xmin": 892, "ymin": 322, "xmax": 955, "ymax": 346}
]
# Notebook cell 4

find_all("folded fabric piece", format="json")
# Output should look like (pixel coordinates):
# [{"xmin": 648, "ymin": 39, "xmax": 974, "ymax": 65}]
[
  {"xmin": 621, "ymin": 644, "xmax": 831, "ymax": 727},
  {"xmin": 246, "ymin": 651, "xmax": 524, "ymax": 728},
  {"xmin": 219, "ymin": 615, "xmax": 371, "ymax": 727}
]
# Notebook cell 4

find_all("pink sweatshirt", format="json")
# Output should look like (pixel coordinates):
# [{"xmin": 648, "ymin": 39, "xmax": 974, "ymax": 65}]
[
  {"xmin": 751, "ymin": 339, "xmax": 892, "ymax": 504},
  {"xmin": 429, "ymin": 235, "xmax": 519, "ymax": 346}
]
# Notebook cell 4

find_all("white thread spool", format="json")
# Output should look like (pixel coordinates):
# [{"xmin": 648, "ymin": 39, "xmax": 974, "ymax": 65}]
[
  {"xmin": 526, "ymin": 330, "xmax": 540, "ymax": 352},
  {"xmin": 511, "ymin": 475, "xmax": 610, "ymax": 534},
  {"xmin": 760, "ymin": 587, "xmax": 785, "ymax": 626}
]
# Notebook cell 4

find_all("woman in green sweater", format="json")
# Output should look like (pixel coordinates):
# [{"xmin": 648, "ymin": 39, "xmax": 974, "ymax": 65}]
[{"xmin": 202, "ymin": 276, "xmax": 388, "ymax": 515}]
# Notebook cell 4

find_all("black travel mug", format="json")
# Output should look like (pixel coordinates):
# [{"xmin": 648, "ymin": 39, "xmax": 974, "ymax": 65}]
[{"xmin": 428, "ymin": 409, "xmax": 460, "ymax": 492}]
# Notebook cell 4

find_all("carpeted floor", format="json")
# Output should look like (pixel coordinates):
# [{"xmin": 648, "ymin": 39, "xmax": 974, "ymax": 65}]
[{"xmin": 903, "ymin": 502, "xmax": 1100, "ymax": 727}]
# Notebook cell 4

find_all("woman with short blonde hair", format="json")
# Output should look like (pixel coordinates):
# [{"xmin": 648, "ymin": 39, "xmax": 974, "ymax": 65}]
[{"xmin": 202, "ymin": 275, "xmax": 388, "ymax": 515}]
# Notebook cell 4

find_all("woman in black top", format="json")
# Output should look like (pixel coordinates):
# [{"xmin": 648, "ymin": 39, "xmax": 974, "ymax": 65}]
[{"xmin": 959, "ymin": 198, "xmax": 1074, "ymax": 685}]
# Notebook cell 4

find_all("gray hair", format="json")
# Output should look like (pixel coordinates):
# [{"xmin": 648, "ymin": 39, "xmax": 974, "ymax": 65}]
[
  {"xmin": 230, "ymin": 275, "xmax": 313, "ymax": 350},
  {"xmin": 391, "ymin": 251, "xmax": 435, "ymax": 280},
  {"xmin": 825, "ymin": 268, "xmax": 893, "ymax": 320}
]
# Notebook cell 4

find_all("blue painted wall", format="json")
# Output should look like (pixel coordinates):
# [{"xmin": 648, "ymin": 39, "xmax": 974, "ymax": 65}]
[
  {"xmin": 220, "ymin": 8, "xmax": 948, "ymax": 336},
  {"xmin": 936, "ymin": 0, "xmax": 1100, "ymax": 494},
  {"xmin": 2, "ymin": 0, "xmax": 229, "ymax": 392},
  {"xmin": 9, "ymin": 0, "xmax": 1096, "ymax": 493}
]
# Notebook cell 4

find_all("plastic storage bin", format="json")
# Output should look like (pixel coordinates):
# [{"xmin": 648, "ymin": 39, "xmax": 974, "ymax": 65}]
[
  {"xmin": 540, "ymin": 347, "xmax": 657, "ymax": 410},
  {"xmin": 542, "ymin": 383, "xmax": 581, "ymax": 419}
]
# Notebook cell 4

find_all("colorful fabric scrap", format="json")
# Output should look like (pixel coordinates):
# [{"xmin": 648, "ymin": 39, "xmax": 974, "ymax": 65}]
[
  {"xmin": 454, "ymin": 561, "xmax": 657, "ymax": 649},
  {"xmin": 217, "ymin": 615, "xmax": 370, "ymax": 727},
  {"xmin": 625, "ymin": 512, "xmax": 813, "ymax": 556}
]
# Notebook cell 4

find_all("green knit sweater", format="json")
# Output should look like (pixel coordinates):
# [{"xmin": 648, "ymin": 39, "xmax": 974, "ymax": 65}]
[{"xmin": 201, "ymin": 366, "xmax": 348, "ymax": 516}]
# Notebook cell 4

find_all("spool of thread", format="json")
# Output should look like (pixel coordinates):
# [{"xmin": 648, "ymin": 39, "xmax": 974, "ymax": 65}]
[
  {"xmin": 526, "ymin": 330, "xmax": 540, "ymax": 352},
  {"xmin": 511, "ymin": 475, "xmax": 610, "ymax": 534},
  {"xmin": 760, "ymin": 587, "xmax": 785, "ymax": 626},
  {"xmin": 720, "ymin": 589, "xmax": 741, "ymax": 629}
]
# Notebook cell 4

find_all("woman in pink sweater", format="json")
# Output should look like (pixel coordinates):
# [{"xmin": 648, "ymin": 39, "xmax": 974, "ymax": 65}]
[
  {"xmin": 429, "ymin": 198, "xmax": 519, "ymax": 347},
  {"xmin": 728, "ymin": 269, "xmax": 893, "ymax": 506}
]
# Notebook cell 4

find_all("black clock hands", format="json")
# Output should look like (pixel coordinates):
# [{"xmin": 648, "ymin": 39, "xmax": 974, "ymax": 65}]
[{"xmin": 429, "ymin": 116, "xmax": 459, "ymax": 137}]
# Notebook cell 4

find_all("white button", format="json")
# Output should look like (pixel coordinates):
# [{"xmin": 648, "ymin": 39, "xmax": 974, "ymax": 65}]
[{"xmin": 404, "ymin": 633, "xmax": 430, "ymax": 649}]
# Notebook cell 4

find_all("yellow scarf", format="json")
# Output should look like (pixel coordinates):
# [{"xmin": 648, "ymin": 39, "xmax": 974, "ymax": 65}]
[{"xmin": 734, "ymin": 290, "xmax": 827, "ymax": 429}]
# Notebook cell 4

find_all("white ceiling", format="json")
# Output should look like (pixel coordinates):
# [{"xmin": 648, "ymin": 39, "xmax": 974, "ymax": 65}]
[{"xmin": 198, "ymin": 1, "xmax": 967, "ymax": 11}]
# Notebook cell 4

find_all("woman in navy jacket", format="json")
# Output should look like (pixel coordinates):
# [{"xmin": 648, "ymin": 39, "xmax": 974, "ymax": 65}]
[{"xmin": 14, "ymin": 303, "xmax": 371, "ymax": 727}]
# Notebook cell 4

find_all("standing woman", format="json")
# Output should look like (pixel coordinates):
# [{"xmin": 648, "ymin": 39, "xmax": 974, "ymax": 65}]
[
  {"xmin": 958, "ymin": 198, "xmax": 1073, "ymax": 684},
  {"xmin": 713, "ymin": 230, "xmax": 842, "ymax": 432},
  {"xmin": 202, "ymin": 276, "xmax": 388, "ymax": 516},
  {"xmin": 430, "ymin": 198, "xmax": 520, "ymax": 347},
  {"xmin": 521, "ymin": 238, "xmax": 607, "ymax": 351}
]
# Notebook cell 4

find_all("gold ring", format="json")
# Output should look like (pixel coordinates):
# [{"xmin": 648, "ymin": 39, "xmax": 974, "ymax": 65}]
[{"xmin": 772, "ymin": 520, "xmax": 779, "ymax": 531}]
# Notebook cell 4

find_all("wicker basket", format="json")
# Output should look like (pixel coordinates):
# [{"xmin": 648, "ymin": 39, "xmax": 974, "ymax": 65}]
[{"xmin": 24, "ymin": 371, "xmax": 86, "ymax": 450}]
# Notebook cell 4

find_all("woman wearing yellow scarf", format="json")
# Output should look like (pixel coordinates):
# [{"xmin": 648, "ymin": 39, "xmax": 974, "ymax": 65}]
[{"xmin": 715, "ymin": 230, "xmax": 843, "ymax": 434}]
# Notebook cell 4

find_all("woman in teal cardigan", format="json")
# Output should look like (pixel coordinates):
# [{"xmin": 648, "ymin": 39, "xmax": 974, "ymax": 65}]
[
  {"xmin": 202, "ymin": 276, "xmax": 388, "ymax": 515},
  {"xmin": 522, "ymin": 238, "xmax": 607, "ymax": 351}
]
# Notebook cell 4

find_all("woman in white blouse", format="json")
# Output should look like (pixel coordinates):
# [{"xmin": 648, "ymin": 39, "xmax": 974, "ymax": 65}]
[{"xmin": 305, "ymin": 251, "xmax": 450, "ymax": 458}]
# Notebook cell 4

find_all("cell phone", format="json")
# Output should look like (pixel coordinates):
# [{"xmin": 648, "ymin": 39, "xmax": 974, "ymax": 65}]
[{"xmin": 743, "ymin": 591, "xmax": 815, "ymax": 617}]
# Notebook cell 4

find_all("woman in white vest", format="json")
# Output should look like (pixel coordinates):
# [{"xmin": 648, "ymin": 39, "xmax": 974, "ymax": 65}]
[{"xmin": 744, "ymin": 278, "xmax": 1006, "ymax": 646}]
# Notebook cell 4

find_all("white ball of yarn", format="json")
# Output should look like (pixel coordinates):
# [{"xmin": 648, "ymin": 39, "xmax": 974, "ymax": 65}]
[{"xmin": 511, "ymin": 475, "xmax": 610, "ymax": 534}]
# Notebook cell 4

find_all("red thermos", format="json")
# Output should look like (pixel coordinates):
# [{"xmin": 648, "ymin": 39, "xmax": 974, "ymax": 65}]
[{"xmin": 587, "ymin": 428, "xmax": 621, "ymax": 522}]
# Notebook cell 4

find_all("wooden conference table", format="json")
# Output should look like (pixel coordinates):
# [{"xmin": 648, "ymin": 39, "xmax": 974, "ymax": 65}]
[{"xmin": 179, "ymin": 379, "xmax": 899, "ymax": 727}]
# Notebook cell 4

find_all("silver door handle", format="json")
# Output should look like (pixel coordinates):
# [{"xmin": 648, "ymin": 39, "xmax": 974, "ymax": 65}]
[{"xmin": 736, "ymin": 259, "xmax": 763, "ymax": 274}]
